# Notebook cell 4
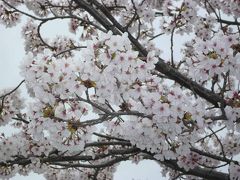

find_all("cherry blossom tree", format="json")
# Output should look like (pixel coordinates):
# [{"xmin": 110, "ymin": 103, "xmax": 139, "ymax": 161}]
[{"xmin": 0, "ymin": 0, "xmax": 240, "ymax": 179}]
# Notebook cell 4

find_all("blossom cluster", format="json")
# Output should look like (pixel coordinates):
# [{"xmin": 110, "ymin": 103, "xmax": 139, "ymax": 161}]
[
  {"xmin": 0, "ymin": 89, "xmax": 24, "ymax": 126},
  {"xmin": 229, "ymin": 163, "xmax": 240, "ymax": 180},
  {"xmin": 44, "ymin": 165, "xmax": 115, "ymax": 180},
  {"xmin": 18, "ymin": 28, "xmax": 214, "ymax": 174},
  {"xmin": 0, "ymin": 0, "xmax": 240, "ymax": 179},
  {"xmin": 0, "ymin": 2, "xmax": 20, "ymax": 27},
  {"xmin": 186, "ymin": 32, "xmax": 240, "ymax": 83}
]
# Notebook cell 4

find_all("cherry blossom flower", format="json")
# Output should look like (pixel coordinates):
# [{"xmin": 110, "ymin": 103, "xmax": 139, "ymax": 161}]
[{"xmin": 0, "ymin": 0, "xmax": 240, "ymax": 179}]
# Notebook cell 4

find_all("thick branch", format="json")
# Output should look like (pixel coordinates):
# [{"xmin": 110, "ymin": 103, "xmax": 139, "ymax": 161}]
[
  {"xmin": 0, "ymin": 147, "xmax": 139, "ymax": 166},
  {"xmin": 73, "ymin": 0, "xmax": 225, "ymax": 107},
  {"xmin": 50, "ymin": 155, "xmax": 134, "ymax": 169},
  {"xmin": 0, "ymin": 137, "xmax": 231, "ymax": 180},
  {"xmin": 162, "ymin": 160, "xmax": 229, "ymax": 180}
]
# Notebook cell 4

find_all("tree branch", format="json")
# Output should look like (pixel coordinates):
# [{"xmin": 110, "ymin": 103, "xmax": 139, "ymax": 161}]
[{"xmin": 73, "ymin": 0, "xmax": 225, "ymax": 108}]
